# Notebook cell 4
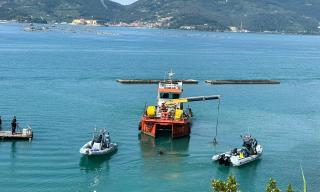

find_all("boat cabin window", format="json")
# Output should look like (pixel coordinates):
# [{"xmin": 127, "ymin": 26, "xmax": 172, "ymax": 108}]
[
  {"xmin": 172, "ymin": 93, "xmax": 180, "ymax": 99},
  {"xmin": 160, "ymin": 93, "xmax": 169, "ymax": 99},
  {"xmin": 160, "ymin": 93, "xmax": 180, "ymax": 99}
]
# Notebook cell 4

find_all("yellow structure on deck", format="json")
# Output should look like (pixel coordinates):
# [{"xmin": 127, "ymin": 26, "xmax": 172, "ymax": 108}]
[
  {"xmin": 147, "ymin": 106, "xmax": 156, "ymax": 117},
  {"xmin": 174, "ymin": 109, "xmax": 183, "ymax": 120},
  {"xmin": 165, "ymin": 98, "xmax": 188, "ymax": 106}
]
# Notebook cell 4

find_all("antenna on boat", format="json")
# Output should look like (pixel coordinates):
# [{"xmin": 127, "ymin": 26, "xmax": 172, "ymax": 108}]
[
  {"xmin": 168, "ymin": 69, "xmax": 175, "ymax": 81},
  {"xmin": 213, "ymin": 98, "xmax": 221, "ymax": 145},
  {"xmin": 92, "ymin": 126, "xmax": 97, "ymax": 140}
]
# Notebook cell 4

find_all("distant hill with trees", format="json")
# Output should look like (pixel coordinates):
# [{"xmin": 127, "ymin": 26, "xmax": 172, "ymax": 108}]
[
  {"xmin": 0, "ymin": 0, "xmax": 124, "ymax": 22},
  {"xmin": 1, "ymin": 0, "xmax": 320, "ymax": 34}
]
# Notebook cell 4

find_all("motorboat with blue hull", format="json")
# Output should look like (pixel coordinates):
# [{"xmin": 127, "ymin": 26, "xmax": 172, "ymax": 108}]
[
  {"xmin": 80, "ymin": 129, "xmax": 117, "ymax": 156},
  {"xmin": 212, "ymin": 135, "xmax": 263, "ymax": 166}
]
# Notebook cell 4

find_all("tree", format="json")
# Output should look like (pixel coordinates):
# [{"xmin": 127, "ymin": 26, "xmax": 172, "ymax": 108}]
[
  {"xmin": 266, "ymin": 178, "xmax": 281, "ymax": 192},
  {"xmin": 287, "ymin": 184, "xmax": 294, "ymax": 192},
  {"xmin": 212, "ymin": 176, "xmax": 298, "ymax": 192},
  {"xmin": 212, "ymin": 176, "xmax": 240, "ymax": 192}
]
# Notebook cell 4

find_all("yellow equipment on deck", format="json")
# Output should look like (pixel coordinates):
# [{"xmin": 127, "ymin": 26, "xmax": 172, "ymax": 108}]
[
  {"xmin": 174, "ymin": 109, "xmax": 184, "ymax": 120},
  {"xmin": 146, "ymin": 106, "xmax": 156, "ymax": 117},
  {"xmin": 165, "ymin": 95, "xmax": 220, "ymax": 106},
  {"xmin": 165, "ymin": 99, "xmax": 188, "ymax": 106}
]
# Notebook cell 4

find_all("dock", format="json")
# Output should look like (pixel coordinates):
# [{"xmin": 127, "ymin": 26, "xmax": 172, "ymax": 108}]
[
  {"xmin": 117, "ymin": 79, "xmax": 198, "ymax": 84},
  {"xmin": 0, "ymin": 127, "xmax": 33, "ymax": 141},
  {"xmin": 205, "ymin": 80, "xmax": 280, "ymax": 85}
]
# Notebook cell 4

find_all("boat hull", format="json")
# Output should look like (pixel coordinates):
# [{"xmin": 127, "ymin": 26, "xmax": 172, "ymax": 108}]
[
  {"xmin": 80, "ymin": 141, "xmax": 118, "ymax": 156},
  {"xmin": 140, "ymin": 117, "xmax": 191, "ymax": 138},
  {"xmin": 212, "ymin": 145, "xmax": 263, "ymax": 167}
]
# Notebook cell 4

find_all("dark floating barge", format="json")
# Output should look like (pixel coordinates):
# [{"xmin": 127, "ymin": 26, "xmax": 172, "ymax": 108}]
[
  {"xmin": 205, "ymin": 80, "xmax": 280, "ymax": 85},
  {"xmin": 117, "ymin": 79, "xmax": 198, "ymax": 84},
  {"xmin": 117, "ymin": 79, "xmax": 280, "ymax": 85}
]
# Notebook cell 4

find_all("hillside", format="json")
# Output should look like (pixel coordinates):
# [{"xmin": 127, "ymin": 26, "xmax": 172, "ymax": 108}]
[
  {"xmin": 0, "ymin": 0, "xmax": 124, "ymax": 22},
  {"xmin": 123, "ymin": 0, "xmax": 320, "ymax": 33},
  {"xmin": 0, "ymin": 0, "xmax": 320, "ymax": 34}
]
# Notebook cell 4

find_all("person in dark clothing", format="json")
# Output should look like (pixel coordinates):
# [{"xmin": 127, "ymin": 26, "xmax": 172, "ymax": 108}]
[
  {"xmin": 105, "ymin": 132, "xmax": 110, "ymax": 148},
  {"xmin": 11, "ymin": 116, "xmax": 17, "ymax": 134},
  {"xmin": 0, "ymin": 116, "xmax": 2, "ymax": 126}
]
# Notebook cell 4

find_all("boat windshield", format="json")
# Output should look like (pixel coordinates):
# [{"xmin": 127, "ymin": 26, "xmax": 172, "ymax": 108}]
[{"xmin": 160, "ymin": 92, "xmax": 180, "ymax": 99}]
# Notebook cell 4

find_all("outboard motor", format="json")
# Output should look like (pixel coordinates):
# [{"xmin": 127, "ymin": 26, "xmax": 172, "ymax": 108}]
[
  {"xmin": 231, "ymin": 148, "xmax": 238, "ymax": 155},
  {"xmin": 218, "ymin": 154, "xmax": 231, "ymax": 166}
]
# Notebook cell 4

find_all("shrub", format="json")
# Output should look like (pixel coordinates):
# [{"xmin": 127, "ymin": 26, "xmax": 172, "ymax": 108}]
[{"xmin": 212, "ymin": 176, "xmax": 240, "ymax": 192}]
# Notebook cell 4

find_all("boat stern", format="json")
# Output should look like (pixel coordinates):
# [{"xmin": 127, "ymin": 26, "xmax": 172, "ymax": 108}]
[{"xmin": 140, "ymin": 117, "xmax": 191, "ymax": 138}]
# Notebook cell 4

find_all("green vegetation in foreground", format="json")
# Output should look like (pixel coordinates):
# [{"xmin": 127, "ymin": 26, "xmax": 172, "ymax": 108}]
[
  {"xmin": 212, "ymin": 168, "xmax": 308, "ymax": 192},
  {"xmin": 212, "ymin": 176, "xmax": 295, "ymax": 192}
]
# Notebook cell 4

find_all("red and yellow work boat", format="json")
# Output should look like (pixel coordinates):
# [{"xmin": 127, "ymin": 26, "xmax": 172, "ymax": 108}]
[{"xmin": 140, "ymin": 70, "xmax": 220, "ymax": 138}]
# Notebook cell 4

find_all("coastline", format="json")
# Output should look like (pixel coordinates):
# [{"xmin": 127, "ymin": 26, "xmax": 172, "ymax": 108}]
[{"xmin": 2, "ymin": 20, "xmax": 320, "ymax": 36}]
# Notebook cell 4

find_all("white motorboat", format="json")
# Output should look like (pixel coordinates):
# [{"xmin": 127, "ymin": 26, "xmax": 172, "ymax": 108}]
[
  {"xmin": 80, "ymin": 129, "xmax": 117, "ymax": 156},
  {"xmin": 212, "ymin": 135, "xmax": 263, "ymax": 166}
]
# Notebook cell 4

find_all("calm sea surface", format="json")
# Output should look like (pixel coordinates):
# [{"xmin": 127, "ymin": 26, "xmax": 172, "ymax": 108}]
[{"xmin": 0, "ymin": 23, "xmax": 319, "ymax": 192}]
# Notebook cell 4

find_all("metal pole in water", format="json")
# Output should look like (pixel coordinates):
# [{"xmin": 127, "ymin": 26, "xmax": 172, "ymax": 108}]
[{"xmin": 213, "ymin": 98, "xmax": 221, "ymax": 145}]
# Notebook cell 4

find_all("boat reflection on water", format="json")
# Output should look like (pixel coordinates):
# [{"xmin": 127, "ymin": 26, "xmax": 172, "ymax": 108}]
[
  {"xmin": 79, "ymin": 154, "xmax": 114, "ymax": 171},
  {"xmin": 139, "ymin": 134, "xmax": 190, "ymax": 181},
  {"xmin": 11, "ymin": 141, "xmax": 17, "ymax": 160},
  {"xmin": 139, "ymin": 133, "xmax": 190, "ymax": 157},
  {"xmin": 79, "ymin": 155, "xmax": 113, "ymax": 190}
]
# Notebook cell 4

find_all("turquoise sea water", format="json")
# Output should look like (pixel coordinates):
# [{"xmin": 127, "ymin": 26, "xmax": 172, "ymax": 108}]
[{"xmin": 0, "ymin": 23, "xmax": 319, "ymax": 192}]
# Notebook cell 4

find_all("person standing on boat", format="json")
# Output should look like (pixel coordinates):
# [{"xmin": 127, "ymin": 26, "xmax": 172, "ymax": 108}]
[
  {"xmin": 105, "ymin": 132, "xmax": 110, "ymax": 148},
  {"xmin": 0, "ymin": 116, "xmax": 2, "ymax": 126},
  {"xmin": 11, "ymin": 116, "xmax": 17, "ymax": 134}
]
